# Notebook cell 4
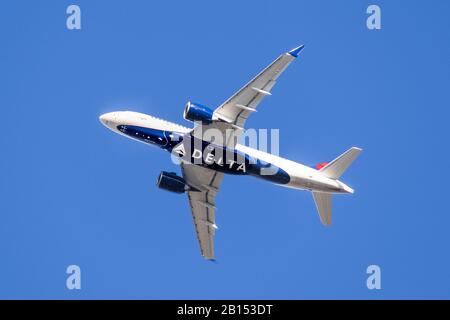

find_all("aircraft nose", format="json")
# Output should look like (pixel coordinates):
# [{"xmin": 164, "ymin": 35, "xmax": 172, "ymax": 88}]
[{"xmin": 99, "ymin": 112, "xmax": 116, "ymax": 127}]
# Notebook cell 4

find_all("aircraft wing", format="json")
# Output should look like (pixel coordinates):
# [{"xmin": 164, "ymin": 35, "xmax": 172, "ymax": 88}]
[
  {"xmin": 192, "ymin": 45, "xmax": 304, "ymax": 148},
  {"xmin": 181, "ymin": 163, "xmax": 224, "ymax": 260}
]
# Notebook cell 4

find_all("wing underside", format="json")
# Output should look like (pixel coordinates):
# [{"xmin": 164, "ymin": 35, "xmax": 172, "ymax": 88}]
[
  {"xmin": 192, "ymin": 45, "xmax": 304, "ymax": 148},
  {"xmin": 181, "ymin": 163, "xmax": 224, "ymax": 260}
]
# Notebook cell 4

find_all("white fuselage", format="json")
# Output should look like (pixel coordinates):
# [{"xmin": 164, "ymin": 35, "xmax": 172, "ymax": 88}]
[{"xmin": 100, "ymin": 111, "xmax": 353, "ymax": 194}]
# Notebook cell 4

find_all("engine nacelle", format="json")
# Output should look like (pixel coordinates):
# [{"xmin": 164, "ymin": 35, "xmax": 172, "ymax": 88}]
[
  {"xmin": 183, "ymin": 101, "xmax": 215, "ymax": 123},
  {"xmin": 156, "ymin": 171, "xmax": 188, "ymax": 194}
]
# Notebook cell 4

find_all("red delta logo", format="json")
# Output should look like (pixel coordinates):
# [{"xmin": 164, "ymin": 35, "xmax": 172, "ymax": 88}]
[{"xmin": 315, "ymin": 162, "xmax": 329, "ymax": 170}]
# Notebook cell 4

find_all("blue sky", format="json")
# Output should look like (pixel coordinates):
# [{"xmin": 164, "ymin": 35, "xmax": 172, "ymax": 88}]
[{"xmin": 1, "ymin": 0, "xmax": 450, "ymax": 299}]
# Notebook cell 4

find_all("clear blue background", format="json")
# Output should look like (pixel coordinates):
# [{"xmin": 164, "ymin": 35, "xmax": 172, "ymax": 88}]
[{"xmin": 1, "ymin": 0, "xmax": 449, "ymax": 299}]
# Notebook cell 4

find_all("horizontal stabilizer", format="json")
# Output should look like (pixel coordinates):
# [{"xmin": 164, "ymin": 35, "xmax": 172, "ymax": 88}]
[
  {"xmin": 320, "ymin": 147, "xmax": 362, "ymax": 179},
  {"xmin": 312, "ymin": 192, "xmax": 332, "ymax": 226}
]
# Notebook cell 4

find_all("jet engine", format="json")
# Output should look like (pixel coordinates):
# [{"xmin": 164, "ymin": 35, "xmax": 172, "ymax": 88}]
[
  {"xmin": 183, "ymin": 101, "xmax": 215, "ymax": 123},
  {"xmin": 156, "ymin": 171, "xmax": 188, "ymax": 194}
]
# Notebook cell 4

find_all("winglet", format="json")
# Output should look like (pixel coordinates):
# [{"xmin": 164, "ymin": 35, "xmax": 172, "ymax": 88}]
[{"xmin": 288, "ymin": 44, "xmax": 305, "ymax": 58}]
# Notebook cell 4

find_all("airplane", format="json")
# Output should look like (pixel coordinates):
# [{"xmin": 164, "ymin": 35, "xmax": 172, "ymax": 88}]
[{"xmin": 99, "ymin": 45, "xmax": 362, "ymax": 260}]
